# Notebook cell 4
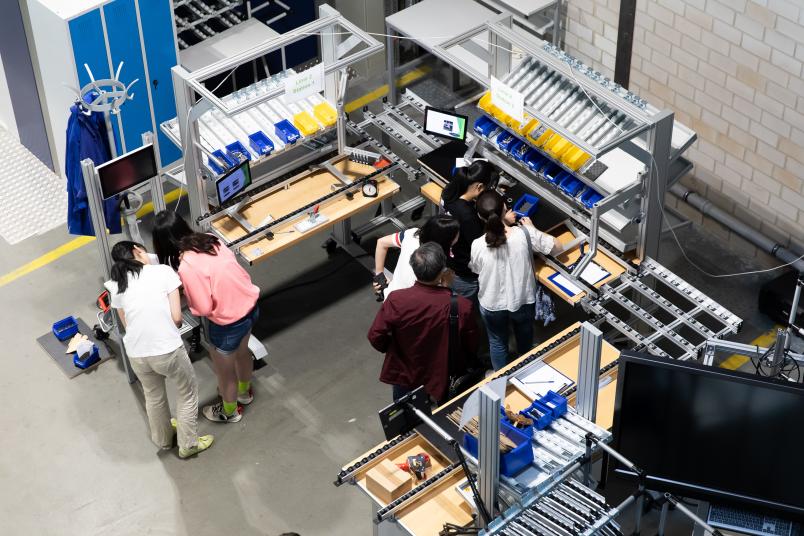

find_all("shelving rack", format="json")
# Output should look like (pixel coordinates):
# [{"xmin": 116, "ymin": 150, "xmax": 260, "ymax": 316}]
[{"xmin": 169, "ymin": 4, "xmax": 384, "ymax": 229}]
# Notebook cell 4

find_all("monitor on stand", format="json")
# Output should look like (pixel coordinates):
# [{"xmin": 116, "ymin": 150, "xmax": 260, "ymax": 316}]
[{"xmin": 97, "ymin": 144, "xmax": 157, "ymax": 200}]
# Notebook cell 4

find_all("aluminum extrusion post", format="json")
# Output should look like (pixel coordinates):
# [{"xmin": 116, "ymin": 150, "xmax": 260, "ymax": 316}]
[
  {"xmin": 785, "ymin": 274, "xmax": 803, "ymax": 351},
  {"xmin": 320, "ymin": 4, "xmax": 340, "ymax": 105},
  {"xmin": 81, "ymin": 158, "xmax": 137, "ymax": 384},
  {"xmin": 638, "ymin": 110, "xmax": 674, "ymax": 261},
  {"xmin": 171, "ymin": 66, "xmax": 207, "ymax": 229},
  {"xmin": 142, "ymin": 132, "xmax": 166, "ymax": 213},
  {"xmin": 386, "ymin": 28, "xmax": 398, "ymax": 106},
  {"xmin": 577, "ymin": 323, "xmax": 602, "ymax": 425},
  {"xmin": 478, "ymin": 385, "xmax": 501, "ymax": 527},
  {"xmin": 336, "ymin": 68, "xmax": 349, "ymax": 155},
  {"xmin": 490, "ymin": 15, "xmax": 513, "ymax": 81},
  {"xmin": 552, "ymin": 0, "xmax": 563, "ymax": 46}
]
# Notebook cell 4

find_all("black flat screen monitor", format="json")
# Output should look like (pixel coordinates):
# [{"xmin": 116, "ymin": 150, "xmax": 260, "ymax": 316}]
[
  {"xmin": 97, "ymin": 144, "xmax": 157, "ymax": 199},
  {"xmin": 612, "ymin": 352, "xmax": 804, "ymax": 518},
  {"xmin": 424, "ymin": 107, "xmax": 468, "ymax": 141},
  {"xmin": 215, "ymin": 160, "xmax": 252, "ymax": 205}
]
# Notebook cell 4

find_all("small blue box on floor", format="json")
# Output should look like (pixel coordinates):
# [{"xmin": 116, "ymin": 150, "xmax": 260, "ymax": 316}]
[
  {"xmin": 463, "ymin": 419, "xmax": 533, "ymax": 477},
  {"xmin": 52, "ymin": 316, "xmax": 78, "ymax": 341},
  {"xmin": 226, "ymin": 141, "xmax": 251, "ymax": 162},
  {"xmin": 513, "ymin": 193, "xmax": 539, "ymax": 219},
  {"xmin": 74, "ymin": 344, "xmax": 100, "ymax": 369},
  {"xmin": 248, "ymin": 131, "xmax": 274, "ymax": 156},
  {"xmin": 275, "ymin": 120, "xmax": 300, "ymax": 144}
]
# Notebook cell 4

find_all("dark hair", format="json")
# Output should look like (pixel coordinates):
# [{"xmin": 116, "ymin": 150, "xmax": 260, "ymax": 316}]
[
  {"xmin": 152, "ymin": 211, "xmax": 220, "ymax": 269},
  {"xmin": 441, "ymin": 160, "xmax": 499, "ymax": 204},
  {"xmin": 409, "ymin": 242, "xmax": 447, "ymax": 282},
  {"xmin": 476, "ymin": 190, "xmax": 507, "ymax": 248},
  {"xmin": 111, "ymin": 240, "xmax": 145, "ymax": 294},
  {"xmin": 416, "ymin": 215, "xmax": 459, "ymax": 256}
]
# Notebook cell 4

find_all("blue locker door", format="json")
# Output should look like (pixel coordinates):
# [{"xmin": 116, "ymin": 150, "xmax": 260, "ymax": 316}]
[
  {"xmin": 103, "ymin": 0, "xmax": 152, "ymax": 155},
  {"xmin": 68, "ymin": 9, "xmax": 123, "ymax": 156},
  {"xmin": 138, "ymin": 0, "xmax": 181, "ymax": 166}
]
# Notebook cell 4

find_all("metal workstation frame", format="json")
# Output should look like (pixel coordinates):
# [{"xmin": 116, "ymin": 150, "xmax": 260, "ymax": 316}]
[{"xmin": 168, "ymin": 5, "xmax": 385, "ymax": 237}]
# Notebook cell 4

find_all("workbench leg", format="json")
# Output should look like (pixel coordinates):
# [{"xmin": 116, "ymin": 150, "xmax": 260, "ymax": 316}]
[{"xmin": 333, "ymin": 218, "xmax": 352, "ymax": 246}]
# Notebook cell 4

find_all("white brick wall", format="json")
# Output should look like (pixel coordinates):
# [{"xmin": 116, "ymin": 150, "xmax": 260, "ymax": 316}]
[{"xmin": 563, "ymin": 0, "xmax": 804, "ymax": 253}]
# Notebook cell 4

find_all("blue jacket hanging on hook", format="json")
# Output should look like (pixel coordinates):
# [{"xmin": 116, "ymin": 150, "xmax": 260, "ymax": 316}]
[{"xmin": 65, "ymin": 97, "xmax": 122, "ymax": 236}]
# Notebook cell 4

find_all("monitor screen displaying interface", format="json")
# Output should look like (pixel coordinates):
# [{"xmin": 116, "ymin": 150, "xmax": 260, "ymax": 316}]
[
  {"xmin": 97, "ymin": 144, "xmax": 157, "ymax": 199},
  {"xmin": 612, "ymin": 352, "xmax": 804, "ymax": 517},
  {"xmin": 215, "ymin": 160, "xmax": 252, "ymax": 205},
  {"xmin": 424, "ymin": 107, "xmax": 468, "ymax": 141}
]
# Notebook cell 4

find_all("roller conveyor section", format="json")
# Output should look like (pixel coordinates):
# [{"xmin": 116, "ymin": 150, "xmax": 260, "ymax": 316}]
[{"xmin": 160, "ymin": 70, "xmax": 340, "ymax": 174}]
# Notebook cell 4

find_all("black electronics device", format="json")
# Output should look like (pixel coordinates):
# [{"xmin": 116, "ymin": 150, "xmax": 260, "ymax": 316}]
[
  {"xmin": 424, "ymin": 107, "xmax": 468, "ymax": 141},
  {"xmin": 759, "ymin": 270, "xmax": 803, "ymax": 327},
  {"xmin": 378, "ymin": 386, "xmax": 432, "ymax": 441},
  {"xmin": 215, "ymin": 159, "xmax": 252, "ymax": 205},
  {"xmin": 97, "ymin": 144, "xmax": 158, "ymax": 199},
  {"xmin": 612, "ymin": 351, "xmax": 804, "ymax": 518}
]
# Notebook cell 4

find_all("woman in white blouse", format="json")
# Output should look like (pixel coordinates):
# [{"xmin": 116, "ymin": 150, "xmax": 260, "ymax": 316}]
[{"xmin": 469, "ymin": 190, "xmax": 560, "ymax": 370}]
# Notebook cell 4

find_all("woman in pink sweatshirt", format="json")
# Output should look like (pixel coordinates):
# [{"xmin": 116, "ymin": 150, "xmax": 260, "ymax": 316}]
[{"xmin": 153, "ymin": 211, "xmax": 260, "ymax": 423}]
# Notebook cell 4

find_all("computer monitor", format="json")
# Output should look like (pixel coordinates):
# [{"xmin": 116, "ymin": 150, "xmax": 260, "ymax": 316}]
[
  {"xmin": 97, "ymin": 144, "xmax": 158, "ymax": 199},
  {"xmin": 215, "ymin": 160, "xmax": 252, "ymax": 205},
  {"xmin": 612, "ymin": 351, "xmax": 804, "ymax": 518},
  {"xmin": 424, "ymin": 107, "xmax": 468, "ymax": 141}
]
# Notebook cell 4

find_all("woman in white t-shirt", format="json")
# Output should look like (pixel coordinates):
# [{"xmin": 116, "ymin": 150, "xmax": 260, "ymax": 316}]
[
  {"xmin": 105, "ymin": 241, "xmax": 213, "ymax": 459},
  {"xmin": 469, "ymin": 191, "xmax": 561, "ymax": 370},
  {"xmin": 372, "ymin": 215, "xmax": 460, "ymax": 300}
]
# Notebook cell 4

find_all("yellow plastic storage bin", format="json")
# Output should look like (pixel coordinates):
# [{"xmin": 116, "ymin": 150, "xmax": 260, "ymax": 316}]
[
  {"xmin": 313, "ymin": 102, "xmax": 337, "ymax": 127},
  {"xmin": 562, "ymin": 147, "xmax": 591, "ymax": 171},
  {"xmin": 293, "ymin": 111, "xmax": 319, "ymax": 136}
]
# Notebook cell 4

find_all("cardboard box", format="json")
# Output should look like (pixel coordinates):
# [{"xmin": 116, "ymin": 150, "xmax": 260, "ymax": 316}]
[{"xmin": 365, "ymin": 459, "xmax": 413, "ymax": 503}]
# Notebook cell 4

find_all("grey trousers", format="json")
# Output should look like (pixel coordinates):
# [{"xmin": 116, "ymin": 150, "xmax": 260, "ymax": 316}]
[{"xmin": 129, "ymin": 346, "xmax": 198, "ymax": 451}]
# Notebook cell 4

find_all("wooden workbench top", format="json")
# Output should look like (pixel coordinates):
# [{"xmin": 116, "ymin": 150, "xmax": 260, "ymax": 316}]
[{"xmin": 212, "ymin": 157, "xmax": 400, "ymax": 264}]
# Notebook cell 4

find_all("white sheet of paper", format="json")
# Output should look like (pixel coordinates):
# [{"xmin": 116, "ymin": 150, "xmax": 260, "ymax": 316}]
[
  {"xmin": 459, "ymin": 376, "xmax": 507, "ymax": 429},
  {"xmin": 579, "ymin": 262, "xmax": 609, "ymax": 286},
  {"xmin": 511, "ymin": 364, "xmax": 574, "ymax": 399},
  {"xmin": 550, "ymin": 273, "xmax": 583, "ymax": 296}
]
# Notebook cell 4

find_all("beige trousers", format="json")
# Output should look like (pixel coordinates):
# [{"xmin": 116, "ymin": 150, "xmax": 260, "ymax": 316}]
[{"xmin": 129, "ymin": 346, "xmax": 198, "ymax": 451}]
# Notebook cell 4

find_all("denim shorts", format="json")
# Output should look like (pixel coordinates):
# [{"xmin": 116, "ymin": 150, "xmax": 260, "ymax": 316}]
[{"xmin": 208, "ymin": 306, "xmax": 259, "ymax": 354}]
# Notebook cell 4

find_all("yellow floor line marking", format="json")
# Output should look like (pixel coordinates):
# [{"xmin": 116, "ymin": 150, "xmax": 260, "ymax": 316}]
[
  {"xmin": 0, "ymin": 236, "xmax": 96, "ymax": 288},
  {"xmin": 719, "ymin": 326, "xmax": 781, "ymax": 370},
  {"xmin": 0, "ymin": 68, "xmax": 432, "ymax": 287}
]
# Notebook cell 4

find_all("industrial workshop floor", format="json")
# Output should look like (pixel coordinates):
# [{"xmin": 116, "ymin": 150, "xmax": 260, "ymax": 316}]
[{"xmin": 0, "ymin": 75, "xmax": 793, "ymax": 535}]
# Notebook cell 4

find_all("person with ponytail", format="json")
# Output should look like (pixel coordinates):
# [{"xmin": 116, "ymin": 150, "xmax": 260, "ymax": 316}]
[
  {"xmin": 469, "ymin": 191, "xmax": 561, "ymax": 370},
  {"xmin": 106, "ymin": 241, "xmax": 213, "ymax": 458},
  {"xmin": 440, "ymin": 160, "xmax": 499, "ymax": 301},
  {"xmin": 152, "ymin": 211, "xmax": 260, "ymax": 424}
]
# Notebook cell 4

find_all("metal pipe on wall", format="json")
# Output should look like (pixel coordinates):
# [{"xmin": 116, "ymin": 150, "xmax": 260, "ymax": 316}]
[{"xmin": 668, "ymin": 183, "xmax": 804, "ymax": 273}]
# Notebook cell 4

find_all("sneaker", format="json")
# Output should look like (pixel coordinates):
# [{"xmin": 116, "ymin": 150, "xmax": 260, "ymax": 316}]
[
  {"xmin": 203, "ymin": 401, "xmax": 243, "ymax": 423},
  {"xmin": 179, "ymin": 435, "xmax": 215, "ymax": 458},
  {"xmin": 170, "ymin": 418, "xmax": 177, "ymax": 429},
  {"xmin": 237, "ymin": 386, "xmax": 254, "ymax": 405}
]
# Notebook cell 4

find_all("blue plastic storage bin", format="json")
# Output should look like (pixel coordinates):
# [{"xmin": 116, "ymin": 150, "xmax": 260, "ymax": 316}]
[
  {"xmin": 523, "ymin": 149, "xmax": 544, "ymax": 171},
  {"xmin": 496, "ymin": 131, "xmax": 518, "ymax": 152},
  {"xmin": 507, "ymin": 139, "xmax": 525, "ymax": 158},
  {"xmin": 519, "ymin": 391, "xmax": 568, "ymax": 430},
  {"xmin": 208, "ymin": 150, "xmax": 236, "ymax": 174},
  {"xmin": 542, "ymin": 163, "xmax": 563, "ymax": 184},
  {"xmin": 513, "ymin": 194, "xmax": 539, "ymax": 219},
  {"xmin": 463, "ymin": 419, "xmax": 533, "ymax": 477},
  {"xmin": 248, "ymin": 131, "xmax": 274, "ymax": 156},
  {"xmin": 225, "ymin": 141, "xmax": 251, "ymax": 162},
  {"xmin": 52, "ymin": 316, "xmax": 79, "ymax": 341},
  {"xmin": 580, "ymin": 188, "xmax": 603, "ymax": 208},
  {"xmin": 559, "ymin": 175, "xmax": 584, "ymax": 196},
  {"xmin": 74, "ymin": 344, "xmax": 100, "ymax": 369},
  {"xmin": 512, "ymin": 142, "xmax": 530, "ymax": 162},
  {"xmin": 474, "ymin": 115, "xmax": 498, "ymax": 137},
  {"xmin": 275, "ymin": 119, "xmax": 301, "ymax": 144}
]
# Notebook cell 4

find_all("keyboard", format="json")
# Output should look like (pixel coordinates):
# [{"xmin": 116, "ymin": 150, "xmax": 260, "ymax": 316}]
[{"xmin": 708, "ymin": 505, "xmax": 793, "ymax": 536}]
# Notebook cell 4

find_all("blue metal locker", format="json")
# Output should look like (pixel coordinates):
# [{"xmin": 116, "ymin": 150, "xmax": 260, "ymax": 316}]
[
  {"xmin": 138, "ymin": 0, "xmax": 181, "ymax": 166},
  {"xmin": 68, "ymin": 9, "xmax": 123, "ymax": 155},
  {"xmin": 103, "ymin": 0, "xmax": 151, "ymax": 155}
]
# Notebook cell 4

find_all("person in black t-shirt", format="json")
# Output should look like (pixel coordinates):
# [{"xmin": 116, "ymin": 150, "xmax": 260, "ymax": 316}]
[{"xmin": 441, "ymin": 160, "xmax": 499, "ymax": 302}]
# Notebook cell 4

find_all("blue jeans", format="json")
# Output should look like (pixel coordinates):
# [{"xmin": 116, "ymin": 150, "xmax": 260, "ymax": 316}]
[
  {"xmin": 479, "ymin": 303, "xmax": 536, "ymax": 371},
  {"xmin": 208, "ymin": 306, "xmax": 260, "ymax": 354},
  {"xmin": 452, "ymin": 274, "xmax": 479, "ymax": 305}
]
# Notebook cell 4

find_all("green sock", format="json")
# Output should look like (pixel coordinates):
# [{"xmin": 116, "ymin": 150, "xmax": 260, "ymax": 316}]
[
  {"xmin": 238, "ymin": 381, "xmax": 251, "ymax": 394},
  {"xmin": 222, "ymin": 400, "xmax": 238, "ymax": 416}
]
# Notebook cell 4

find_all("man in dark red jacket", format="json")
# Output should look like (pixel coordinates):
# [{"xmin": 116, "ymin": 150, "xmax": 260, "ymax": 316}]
[{"xmin": 368, "ymin": 242, "xmax": 479, "ymax": 402}]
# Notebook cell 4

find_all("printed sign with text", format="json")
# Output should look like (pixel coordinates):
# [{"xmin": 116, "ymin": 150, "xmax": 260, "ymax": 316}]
[
  {"xmin": 490, "ymin": 76, "xmax": 525, "ymax": 124},
  {"xmin": 284, "ymin": 64, "xmax": 325, "ymax": 103}
]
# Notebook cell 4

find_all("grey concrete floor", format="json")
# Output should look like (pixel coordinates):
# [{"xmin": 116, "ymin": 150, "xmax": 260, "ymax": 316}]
[{"xmin": 1, "ymin": 74, "xmax": 798, "ymax": 535}]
